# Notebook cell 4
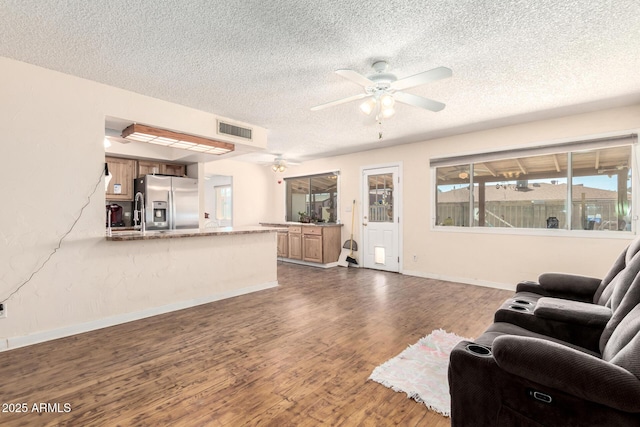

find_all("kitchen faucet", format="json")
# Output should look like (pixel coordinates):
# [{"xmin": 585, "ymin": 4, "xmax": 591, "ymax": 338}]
[{"xmin": 134, "ymin": 192, "xmax": 145, "ymax": 233}]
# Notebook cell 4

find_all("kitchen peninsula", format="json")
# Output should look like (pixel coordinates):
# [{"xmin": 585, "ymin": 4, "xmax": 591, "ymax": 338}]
[{"xmin": 106, "ymin": 225, "xmax": 282, "ymax": 241}]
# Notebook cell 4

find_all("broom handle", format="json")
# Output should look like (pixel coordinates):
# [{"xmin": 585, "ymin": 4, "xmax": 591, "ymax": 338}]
[{"xmin": 349, "ymin": 199, "xmax": 355, "ymax": 255}]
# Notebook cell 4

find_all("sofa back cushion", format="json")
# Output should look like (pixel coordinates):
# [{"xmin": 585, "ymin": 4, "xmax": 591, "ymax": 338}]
[
  {"xmin": 596, "ymin": 236, "xmax": 640, "ymax": 305},
  {"xmin": 603, "ymin": 304, "xmax": 640, "ymax": 379},
  {"xmin": 600, "ymin": 259, "xmax": 640, "ymax": 354}
]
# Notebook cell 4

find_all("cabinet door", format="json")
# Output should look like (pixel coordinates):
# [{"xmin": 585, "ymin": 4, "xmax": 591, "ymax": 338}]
[
  {"xmin": 137, "ymin": 160, "xmax": 162, "ymax": 177},
  {"xmin": 162, "ymin": 163, "xmax": 186, "ymax": 177},
  {"xmin": 303, "ymin": 234, "xmax": 323, "ymax": 263},
  {"xmin": 288, "ymin": 232, "xmax": 302, "ymax": 260},
  {"xmin": 277, "ymin": 232, "xmax": 289, "ymax": 258},
  {"xmin": 105, "ymin": 157, "xmax": 136, "ymax": 201}
]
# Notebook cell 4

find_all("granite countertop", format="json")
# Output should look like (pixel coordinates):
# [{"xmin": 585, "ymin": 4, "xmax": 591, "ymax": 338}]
[
  {"xmin": 260, "ymin": 222, "xmax": 343, "ymax": 227},
  {"xmin": 106, "ymin": 226, "xmax": 285, "ymax": 241}
]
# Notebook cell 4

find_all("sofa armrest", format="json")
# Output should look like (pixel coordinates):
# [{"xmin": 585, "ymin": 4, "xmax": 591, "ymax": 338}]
[
  {"xmin": 534, "ymin": 297, "xmax": 612, "ymax": 329},
  {"xmin": 515, "ymin": 280, "xmax": 551, "ymax": 296},
  {"xmin": 538, "ymin": 273, "xmax": 601, "ymax": 297},
  {"xmin": 492, "ymin": 335, "xmax": 640, "ymax": 412}
]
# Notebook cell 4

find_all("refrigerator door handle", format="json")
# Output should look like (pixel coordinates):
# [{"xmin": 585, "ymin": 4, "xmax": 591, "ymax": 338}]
[{"xmin": 169, "ymin": 190, "xmax": 174, "ymax": 230}]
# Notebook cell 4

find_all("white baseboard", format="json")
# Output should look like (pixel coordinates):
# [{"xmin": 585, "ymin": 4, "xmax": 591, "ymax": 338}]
[
  {"xmin": 402, "ymin": 270, "xmax": 515, "ymax": 291},
  {"xmin": 2, "ymin": 281, "xmax": 279, "ymax": 353},
  {"xmin": 278, "ymin": 258, "xmax": 339, "ymax": 269}
]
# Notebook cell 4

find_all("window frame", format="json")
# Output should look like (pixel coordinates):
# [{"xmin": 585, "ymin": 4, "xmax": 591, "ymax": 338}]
[
  {"xmin": 284, "ymin": 171, "xmax": 341, "ymax": 223},
  {"xmin": 430, "ymin": 131, "xmax": 638, "ymax": 238}
]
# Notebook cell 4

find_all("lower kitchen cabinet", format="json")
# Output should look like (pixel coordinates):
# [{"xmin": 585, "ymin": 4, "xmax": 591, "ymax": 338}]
[
  {"xmin": 288, "ymin": 228, "xmax": 303, "ymax": 260},
  {"xmin": 302, "ymin": 233, "xmax": 323, "ymax": 263},
  {"xmin": 277, "ymin": 231, "xmax": 289, "ymax": 258},
  {"xmin": 262, "ymin": 223, "xmax": 342, "ymax": 265}
]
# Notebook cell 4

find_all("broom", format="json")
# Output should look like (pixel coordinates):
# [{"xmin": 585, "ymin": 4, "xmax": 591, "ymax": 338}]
[{"xmin": 345, "ymin": 200, "xmax": 358, "ymax": 265}]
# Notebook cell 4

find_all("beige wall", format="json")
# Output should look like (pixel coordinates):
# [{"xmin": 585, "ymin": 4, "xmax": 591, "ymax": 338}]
[
  {"xmin": 0, "ymin": 57, "xmax": 275, "ymax": 350},
  {"xmin": 272, "ymin": 105, "xmax": 640, "ymax": 288}
]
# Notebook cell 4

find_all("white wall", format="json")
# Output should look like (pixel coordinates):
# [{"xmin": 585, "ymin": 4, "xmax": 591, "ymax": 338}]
[
  {"xmin": 0, "ymin": 57, "xmax": 274, "ymax": 349},
  {"xmin": 271, "ymin": 105, "xmax": 640, "ymax": 289},
  {"xmin": 203, "ymin": 159, "xmax": 277, "ymax": 226}
]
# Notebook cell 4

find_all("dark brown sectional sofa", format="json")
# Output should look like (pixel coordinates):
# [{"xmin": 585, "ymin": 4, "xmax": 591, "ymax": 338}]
[{"xmin": 449, "ymin": 237, "xmax": 640, "ymax": 426}]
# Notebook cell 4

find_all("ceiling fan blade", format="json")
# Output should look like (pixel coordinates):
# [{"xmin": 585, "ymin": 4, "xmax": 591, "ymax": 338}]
[
  {"xmin": 391, "ymin": 66, "xmax": 452, "ymax": 91},
  {"xmin": 394, "ymin": 91, "xmax": 446, "ymax": 112},
  {"xmin": 310, "ymin": 93, "xmax": 369, "ymax": 111},
  {"xmin": 335, "ymin": 69, "xmax": 375, "ymax": 87}
]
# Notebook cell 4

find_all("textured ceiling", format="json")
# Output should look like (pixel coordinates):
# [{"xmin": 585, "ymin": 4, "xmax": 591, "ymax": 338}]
[{"xmin": 2, "ymin": 1, "xmax": 640, "ymax": 164}]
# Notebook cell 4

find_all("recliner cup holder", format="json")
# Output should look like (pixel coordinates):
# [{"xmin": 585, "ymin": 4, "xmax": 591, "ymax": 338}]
[
  {"xmin": 513, "ymin": 299, "xmax": 533, "ymax": 305},
  {"xmin": 509, "ymin": 305, "xmax": 530, "ymax": 311},
  {"xmin": 466, "ymin": 344, "xmax": 492, "ymax": 357}
]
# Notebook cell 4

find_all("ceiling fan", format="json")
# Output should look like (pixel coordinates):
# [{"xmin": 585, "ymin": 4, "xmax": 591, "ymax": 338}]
[
  {"xmin": 311, "ymin": 61, "xmax": 452, "ymax": 120},
  {"xmin": 269, "ymin": 155, "xmax": 300, "ymax": 172}
]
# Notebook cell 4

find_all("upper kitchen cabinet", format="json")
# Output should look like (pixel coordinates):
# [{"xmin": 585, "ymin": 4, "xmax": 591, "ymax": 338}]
[
  {"xmin": 137, "ymin": 160, "xmax": 186, "ymax": 178},
  {"xmin": 163, "ymin": 163, "xmax": 186, "ymax": 177},
  {"xmin": 105, "ymin": 157, "xmax": 136, "ymax": 201}
]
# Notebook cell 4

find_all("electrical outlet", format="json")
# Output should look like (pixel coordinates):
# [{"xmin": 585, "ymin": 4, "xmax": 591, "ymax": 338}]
[
  {"xmin": 413, "ymin": 255, "xmax": 418, "ymax": 262},
  {"xmin": 0, "ymin": 303, "xmax": 5, "ymax": 319}
]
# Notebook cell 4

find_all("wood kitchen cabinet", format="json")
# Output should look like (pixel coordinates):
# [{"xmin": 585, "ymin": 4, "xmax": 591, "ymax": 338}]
[
  {"xmin": 302, "ymin": 226, "xmax": 323, "ymax": 263},
  {"xmin": 163, "ymin": 163, "xmax": 186, "ymax": 177},
  {"xmin": 277, "ymin": 231, "xmax": 289, "ymax": 258},
  {"xmin": 105, "ymin": 157, "xmax": 136, "ymax": 201},
  {"xmin": 262, "ymin": 223, "xmax": 342, "ymax": 264},
  {"xmin": 288, "ymin": 226, "xmax": 302, "ymax": 260},
  {"xmin": 137, "ymin": 160, "xmax": 186, "ymax": 177}
]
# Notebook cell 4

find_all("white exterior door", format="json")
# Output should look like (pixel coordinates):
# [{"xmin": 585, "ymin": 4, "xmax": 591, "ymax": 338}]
[{"xmin": 362, "ymin": 166, "xmax": 400, "ymax": 272}]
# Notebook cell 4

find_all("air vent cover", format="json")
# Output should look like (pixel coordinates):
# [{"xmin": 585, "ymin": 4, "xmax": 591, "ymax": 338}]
[{"xmin": 218, "ymin": 120, "xmax": 252, "ymax": 140}]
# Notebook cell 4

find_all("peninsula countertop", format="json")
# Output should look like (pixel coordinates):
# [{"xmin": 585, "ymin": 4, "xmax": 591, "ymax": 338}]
[
  {"xmin": 259, "ymin": 222, "xmax": 344, "ymax": 227},
  {"xmin": 106, "ymin": 225, "xmax": 285, "ymax": 241}
]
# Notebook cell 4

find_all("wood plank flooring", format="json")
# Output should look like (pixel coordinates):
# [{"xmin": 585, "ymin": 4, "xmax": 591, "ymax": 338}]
[{"xmin": 0, "ymin": 264, "xmax": 513, "ymax": 426}]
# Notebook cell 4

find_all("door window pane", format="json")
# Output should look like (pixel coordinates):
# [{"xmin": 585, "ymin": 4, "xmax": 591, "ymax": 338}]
[
  {"xmin": 571, "ymin": 146, "xmax": 631, "ymax": 231},
  {"xmin": 368, "ymin": 173, "xmax": 394, "ymax": 222}
]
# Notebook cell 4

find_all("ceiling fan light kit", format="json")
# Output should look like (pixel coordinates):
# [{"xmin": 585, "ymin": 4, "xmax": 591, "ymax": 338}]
[
  {"xmin": 270, "ymin": 156, "xmax": 297, "ymax": 173},
  {"xmin": 311, "ymin": 60, "xmax": 452, "ymax": 125},
  {"xmin": 359, "ymin": 98, "xmax": 377, "ymax": 115}
]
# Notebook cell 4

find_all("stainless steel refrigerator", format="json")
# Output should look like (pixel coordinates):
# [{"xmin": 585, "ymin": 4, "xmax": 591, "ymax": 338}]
[{"xmin": 134, "ymin": 175, "xmax": 199, "ymax": 230}]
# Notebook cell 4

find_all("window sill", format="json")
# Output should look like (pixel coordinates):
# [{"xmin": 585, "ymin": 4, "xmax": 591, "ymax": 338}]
[{"xmin": 430, "ymin": 225, "xmax": 635, "ymax": 239}]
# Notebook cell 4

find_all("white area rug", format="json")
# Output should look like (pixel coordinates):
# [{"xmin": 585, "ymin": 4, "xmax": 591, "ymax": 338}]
[{"xmin": 368, "ymin": 329, "xmax": 471, "ymax": 417}]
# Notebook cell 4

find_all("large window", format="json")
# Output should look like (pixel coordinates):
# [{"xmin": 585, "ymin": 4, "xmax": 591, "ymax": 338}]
[
  {"xmin": 433, "ymin": 135, "xmax": 636, "ymax": 232},
  {"xmin": 285, "ymin": 172, "xmax": 338, "ymax": 223}
]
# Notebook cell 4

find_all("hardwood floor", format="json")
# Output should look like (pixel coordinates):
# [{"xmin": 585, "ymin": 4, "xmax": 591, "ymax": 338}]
[{"xmin": 0, "ymin": 264, "xmax": 513, "ymax": 426}]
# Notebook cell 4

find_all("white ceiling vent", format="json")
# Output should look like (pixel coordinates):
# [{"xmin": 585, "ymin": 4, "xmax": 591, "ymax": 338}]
[{"xmin": 218, "ymin": 120, "xmax": 252, "ymax": 140}]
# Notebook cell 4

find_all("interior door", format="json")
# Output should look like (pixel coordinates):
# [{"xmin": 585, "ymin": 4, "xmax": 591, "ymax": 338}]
[{"xmin": 362, "ymin": 166, "xmax": 400, "ymax": 272}]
